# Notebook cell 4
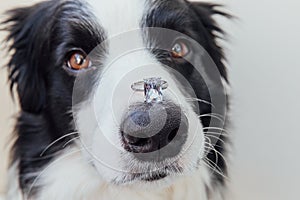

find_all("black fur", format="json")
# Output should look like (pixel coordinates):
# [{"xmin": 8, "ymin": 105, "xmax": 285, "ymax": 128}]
[{"xmin": 2, "ymin": 0, "xmax": 104, "ymax": 193}]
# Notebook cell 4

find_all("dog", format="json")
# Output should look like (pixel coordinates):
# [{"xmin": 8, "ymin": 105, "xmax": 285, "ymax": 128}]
[{"xmin": 2, "ymin": 0, "xmax": 230, "ymax": 199}]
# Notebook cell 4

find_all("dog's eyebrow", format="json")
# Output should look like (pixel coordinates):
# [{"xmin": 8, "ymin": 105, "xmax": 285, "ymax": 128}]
[
  {"xmin": 59, "ymin": 1, "xmax": 106, "ymax": 41},
  {"xmin": 52, "ymin": 1, "xmax": 107, "ymax": 66},
  {"xmin": 143, "ymin": 0, "xmax": 191, "ymax": 28}
]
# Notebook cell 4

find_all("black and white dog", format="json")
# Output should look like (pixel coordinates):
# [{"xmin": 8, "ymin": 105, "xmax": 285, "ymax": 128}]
[{"xmin": 3, "ymin": 0, "xmax": 230, "ymax": 199}]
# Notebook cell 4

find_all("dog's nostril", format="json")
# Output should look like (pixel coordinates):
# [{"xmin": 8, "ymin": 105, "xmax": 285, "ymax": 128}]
[
  {"xmin": 121, "ymin": 131, "xmax": 153, "ymax": 153},
  {"xmin": 122, "ymin": 132, "xmax": 150, "ymax": 147},
  {"xmin": 167, "ymin": 128, "xmax": 179, "ymax": 143},
  {"xmin": 133, "ymin": 137, "xmax": 151, "ymax": 147}
]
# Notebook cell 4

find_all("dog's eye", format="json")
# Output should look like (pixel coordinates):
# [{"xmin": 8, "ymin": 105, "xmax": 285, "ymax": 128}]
[
  {"xmin": 171, "ymin": 41, "xmax": 189, "ymax": 58},
  {"xmin": 66, "ymin": 50, "xmax": 91, "ymax": 70}
]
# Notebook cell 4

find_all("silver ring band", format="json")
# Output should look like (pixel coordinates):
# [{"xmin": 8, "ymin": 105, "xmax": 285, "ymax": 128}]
[{"xmin": 131, "ymin": 78, "xmax": 168, "ymax": 92}]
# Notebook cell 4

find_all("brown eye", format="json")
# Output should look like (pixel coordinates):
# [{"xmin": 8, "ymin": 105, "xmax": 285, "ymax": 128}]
[
  {"xmin": 67, "ymin": 51, "xmax": 91, "ymax": 70},
  {"xmin": 171, "ymin": 41, "xmax": 189, "ymax": 58}
]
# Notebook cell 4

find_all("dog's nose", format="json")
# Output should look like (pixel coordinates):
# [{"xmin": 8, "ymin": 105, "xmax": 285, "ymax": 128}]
[{"xmin": 120, "ymin": 102, "xmax": 188, "ymax": 161}]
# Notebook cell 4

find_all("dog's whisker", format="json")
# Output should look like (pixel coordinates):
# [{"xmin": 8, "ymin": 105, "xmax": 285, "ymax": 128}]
[
  {"xmin": 63, "ymin": 136, "xmax": 81, "ymax": 148},
  {"xmin": 203, "ymin": 140, "xmax": 229, "ymax": 171},
  {"xmin": 204, "ymin": 112, "xmax": 224, "ymax": 118},
  {"xmin": 203, "ymin": 136, "xmax": 226, "ymax": 162},
  {"xmin": 204, "ymin": 141, "xmax": 223, "ymax": 150},
  {"xmin": 205, "ymin": 134, "xmax": 227, "ymax": 144},
  {"xmin": 198, "ymin": 113, "xmax": 225, "ymax": 122},
  {"xmin": 202, "ymin": 127, "xmax": 229, "ymax": 134},
  {"xmin": 205, "ymin": 131, "xmax": 229, "ymax": 137},
  {"xmin": 203, "ymin": 158, "xmax": 228, "ymax": 180},
  {"xmin": 40, "ymin": 132, "xmax": 79, "ymax": 156},
  {"xmin": 23, "ymin": 152, "xmax": 63, "ymax": 161},
  {"xmin": 203, "ymin": 157, "xmax": 223, "ymax": 176},
  {"xmin": 185, "ymin": 97, "xmax": 215, "ymax": 108},
  {"xmin": 202, "ymin": 141, "xmax": 226, "ymax": 178},
  {"xmin": 204, "ymin": 135, "xmax": 226, "ymax": 151}
]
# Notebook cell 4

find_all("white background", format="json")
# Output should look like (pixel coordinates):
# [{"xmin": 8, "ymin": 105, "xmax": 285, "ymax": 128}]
[
  {"xmin": 1, "ymin": 0, "xmax": 300, "ymax": 199},
  {"xmin": 223, "ymin": 0, "xmax": 300, "ymax": 199}
]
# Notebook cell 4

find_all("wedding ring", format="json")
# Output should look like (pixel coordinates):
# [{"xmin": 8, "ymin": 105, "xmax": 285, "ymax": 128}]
[{"xmin": 131, "ymin": 77, "xmax": 168, "ymax": 92}]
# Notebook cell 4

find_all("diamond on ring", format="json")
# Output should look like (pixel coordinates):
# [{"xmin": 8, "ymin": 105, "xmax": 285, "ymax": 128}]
[{"xmin": 131, "ymin": 77, "xmax": 168, "ymax": 103}]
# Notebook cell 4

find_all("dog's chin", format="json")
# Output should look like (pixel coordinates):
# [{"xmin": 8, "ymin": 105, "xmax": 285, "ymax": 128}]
[
  {"xmin": 107, "ymin": 162, "xmax": 189, "ymax": 189},
  {"xmin": 114, "ymin": 172, "xmax": 178, "ymax": 189}
]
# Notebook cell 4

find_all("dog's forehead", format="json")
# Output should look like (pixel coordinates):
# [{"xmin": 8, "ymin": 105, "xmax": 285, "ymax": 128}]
[
  {"xmin": 86, "ymin": 0, "xmax": 147, "ymax": 36},
  {"xmin": 85, "ymin": 0, "xmax": 186, "ymax": 36}
]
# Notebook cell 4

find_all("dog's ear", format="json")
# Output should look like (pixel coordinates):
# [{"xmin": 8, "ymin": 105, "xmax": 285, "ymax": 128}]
[
  {"xmin": 188, "ymin": 2, "xmax": 231, "ymax": 81},
  {"xmin": 2, "ymin": 3, "xmax": 55, "ymax": 113}
]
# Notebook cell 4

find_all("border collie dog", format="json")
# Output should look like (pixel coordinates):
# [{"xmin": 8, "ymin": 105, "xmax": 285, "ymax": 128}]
[{"xmin": 3, "ymin": 0, "xmax": 230, "ymax": 199}]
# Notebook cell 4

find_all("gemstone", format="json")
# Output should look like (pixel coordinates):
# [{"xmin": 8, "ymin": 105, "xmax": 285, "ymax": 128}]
[{"xmin": 144, "ymin": 77, "xmax": 164, "ymax": 103}]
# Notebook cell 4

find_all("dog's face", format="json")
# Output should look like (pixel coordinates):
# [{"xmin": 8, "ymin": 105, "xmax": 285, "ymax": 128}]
[{"xmin": 5, "ymin": 0, "xmax": 228, "ymax": 188}]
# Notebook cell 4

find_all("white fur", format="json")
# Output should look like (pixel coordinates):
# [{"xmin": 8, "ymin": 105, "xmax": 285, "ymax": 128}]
[
  {"xmin": 6, "ymin": 162, "xmax": 22, "ymax": 200},
  {"xmin": 73, "ymin": 0, "xmax": 206, "ymax": 186},
  {"xmin": 7, "ymin": 147, "xmax": 228, "ymax": 200},
  {"xmin": 16, "ymin": 146, "xmax": 218, "ymax": 200},
  {"xmin": 87, "ymin": 0, "xmax": 146, "ymax": 37}
]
